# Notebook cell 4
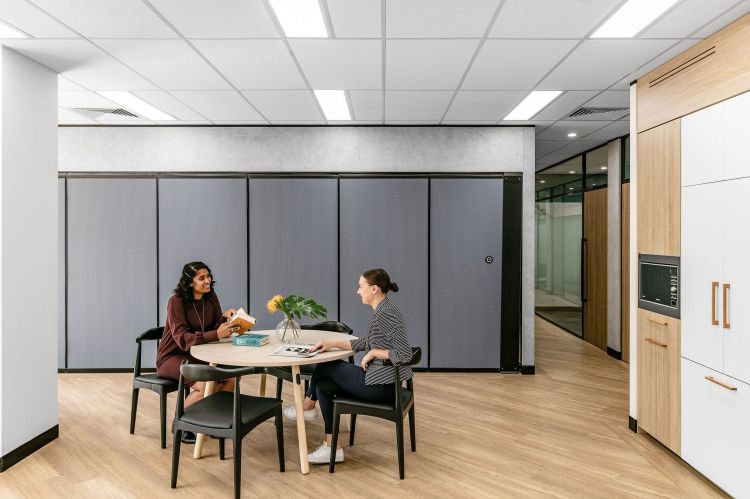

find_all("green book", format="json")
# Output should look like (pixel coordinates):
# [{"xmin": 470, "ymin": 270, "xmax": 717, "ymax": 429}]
[{"xmin": 232, "ymin": 333, "xmax": 270, "ymax": 347}]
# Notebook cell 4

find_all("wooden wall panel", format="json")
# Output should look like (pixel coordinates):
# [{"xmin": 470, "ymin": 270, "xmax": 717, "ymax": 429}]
[
  {"xmin": 637, "ymin": 14, "xmax": 750, "ymax": 133},
  {"xmin": 583, "ymin": 188, "xmax": 608, "ymax": 351},
  {"xmin": 637, "ymin": 120, "xmax": 680, "ymax": 256},
  {"xmin": 622, "ymin": 182, "xmax": 630, "ymax": 363}
]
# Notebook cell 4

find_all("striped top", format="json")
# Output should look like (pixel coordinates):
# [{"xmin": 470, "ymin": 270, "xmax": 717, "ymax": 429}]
[{"xmin": 351, "ymin": 296, "xmax": 413, "ymax": 385}]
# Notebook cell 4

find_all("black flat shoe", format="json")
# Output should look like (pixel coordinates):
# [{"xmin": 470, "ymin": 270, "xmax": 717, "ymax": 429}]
[{"xmin": 181, "ymin": 431, "xmax": 197, "ymax": 444}]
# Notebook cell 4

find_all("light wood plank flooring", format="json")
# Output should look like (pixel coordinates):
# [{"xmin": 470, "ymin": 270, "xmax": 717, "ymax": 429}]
[{"xmin": 0, "ymin": 318, "xmax": 725, "ymax": 497}]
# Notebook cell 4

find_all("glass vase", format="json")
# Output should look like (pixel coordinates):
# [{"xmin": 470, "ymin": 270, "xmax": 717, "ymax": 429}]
[{"xmin": 276, "ymin": 317, "xmax": 301, "ymax": 344}]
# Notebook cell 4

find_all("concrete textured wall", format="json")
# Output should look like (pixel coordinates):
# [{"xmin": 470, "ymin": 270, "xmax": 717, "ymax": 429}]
[{"xmin": 607, "ymin": 139, "xmax": 622, "ymax": 353}]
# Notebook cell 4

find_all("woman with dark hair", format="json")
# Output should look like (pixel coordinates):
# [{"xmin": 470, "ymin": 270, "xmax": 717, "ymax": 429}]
[
  {"xmin": 156, "ymin": 261, "xmax": 237, "ymax": 443},
  {"xmin": 284, "ymin": 268, "xmax": 413, "ymax": 465}
]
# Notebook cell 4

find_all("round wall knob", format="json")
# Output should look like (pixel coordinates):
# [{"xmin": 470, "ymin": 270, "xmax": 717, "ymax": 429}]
[{"xmin": 485, "ymin": 256, "xmax": 493, "ymax": 264}]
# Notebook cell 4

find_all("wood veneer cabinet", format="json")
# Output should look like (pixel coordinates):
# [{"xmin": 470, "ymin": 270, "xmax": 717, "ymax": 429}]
[
  {"xmin": 637, "ymin": 120, "xmax": 680, "ymax": 256},
  {"xmin": 637, "ymin": 309, "xmax": 680, "ymax": 454}
]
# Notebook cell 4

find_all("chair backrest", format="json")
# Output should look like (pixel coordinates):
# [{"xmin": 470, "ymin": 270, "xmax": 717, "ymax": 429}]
[
  {"xmin": 383, "ymin": 347, "xmax": 422, "ymax": 367},
  {"xmin": 383, "ymin": 347, "xmax": 420, "ymax": 414},
  {"xmin": 301, "ymin": 321, "xmax": 353, "ymax": 334},
  {"xmin": 179, "ymin": 363, "xmax": 256, "ymax": 382},
  {"xmin": 133, "ymin": 327, "xmax": 164, "ymax": 377}
]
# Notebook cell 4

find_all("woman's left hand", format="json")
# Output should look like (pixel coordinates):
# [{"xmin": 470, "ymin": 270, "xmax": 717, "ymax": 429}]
[
  {"xmin": 222, "ymin": 309, "xmax": 237, "ymax": 320},
  {"xmin": 361, "ymin": 351, "xmax": 376, "ymax": 371}
]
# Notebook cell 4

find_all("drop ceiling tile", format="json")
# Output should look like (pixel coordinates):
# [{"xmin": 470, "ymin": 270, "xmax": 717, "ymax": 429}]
[
  {"xmin": 536, "ymin": 152, "xmax": 572, "ymax": 170},
  {"xmin": 349, "ymin": 90, "xmax": 382, "ymax": 121},
  {"xmin": 212, "ymin": 120, "xmax": 268, "ymax": 124},
  {"xmin": 328, "ymin": 120, "xmax": 383, "ymax": 125},
  {"xmin": 31, "ymin": 0, "xmax": 176, "ymax": 38},
  {"xmin": 640, "ymin": 0, "xmax": 738, "ymax": 38},
  {"xmin": 692, "ymin": 1, "xmax": 750, "ymax": 37},
  {"xmin": 535, "ymin": 121, "xmax": 611, "ymax": 141},
  {"xmin": 552, "ymin": 140, "xmax": 605, "ymax": 158},
  {"xmin": 58, "ymin": 90, "xmax": 116, "ymax": 108},
  {"xmin": 58, "ymin": 76, "xmax": 86, "ymax": 91},
  {"xmin": 0, "ymin": 0, "xmax": 77, "ymax": 38},
  {"xmin": 58, "ymin": 108, "xmax": 96, "ymax": 124},
  {"xmin": 154, "ymin": 120, "xmax": 211, "ymax": 125},
  {"xmin": 462, "ymin": 39, "xmax": 577, "ymax": 90},
  {"xmin": 444, "ymin": 90, "xmax": 526, "ymax": 121},
  {"xmin": 133, "ymin": 90, "xmax": 207, "ymax": 120},
  {"xmin": 386, "ymin": 40, "xmax": 479, "ymax": 90},
  {"xmin": 192, "ymin": 40, "xmax": 305, "ymax": 89},
  {"xmin": 327, "ymin": 0, "xmax": 381, "ymax": 38},
  {"xmin": 536, "ymin": 140, "xmax": 568, "ymax": 156},
  {"xmin": 499, "ymin": 120, "xmax": 555, "ymax": 127},
  {"xmin": 96, "ymin": 113, "xmax": 153, "ymax": 123},
  {"xmin": 442, "ymin": 120, "xmax": 499, "ymax": 125},
  {"xmin": 289, "ymin": 39, "xmax": 381, "ymax": 89},
  {"xmin": 539, "ymin": 39, "xmax": 676, "ymax": 90},
  {"xmin": 630, "ymin": 39, "xmax": 701, "ymax": 80},
  {"xmin": 242, "ymin": 90, "xmax": 322, "ymax": 121},
  {"xmin": 149, "ymin": 0, "xmax": 278, "ymax": 38},
  {"xmin": 582, "ymin": 120, "xmax": 630, "ymax": 142},
  {"xmin": 170, "ymin": 91, "xmax": 265, "ymax": 121},
  {"xmin": 385, "ymin": 120, "xmax": 441, "ymax": 124},
  {"xmin": 385, "ymin": 91, "xmax": 453, "ymax": 120},
  {"xmin": 490, "ymin": 0, "xmax": 621, "ymax": 38},
  {"xmin": 386, "ymin": 0, "xmax": 500, "ymax": 38},
  {"xmin": 582, "ymin": 90, "xmax": 630, "ymax": 108},
  {"xmin": 532, "ymin": 91, "xmax": 597, "ymax": 121},
  {"xmin": 272, "ymin": 120, "xmax": 327, "ymax": 124},
  {"xmin": 0, "ymin": 39, "xmax": 157, "ymax": 90},
  {"xmin": 95, "ymin": 39, "xmax": 230, "ymax": 90}
]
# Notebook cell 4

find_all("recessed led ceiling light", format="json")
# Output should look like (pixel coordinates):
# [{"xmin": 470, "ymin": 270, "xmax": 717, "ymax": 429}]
[
  {"xmin": 569, "ymin": 170, "xmax": 575, "ymax": 174},
  {"xmin": 567, "ymin": 132, "xmax": 577, "ymax": 138},
  {"xmin": 97, "ymin": 91, "xmax": 175, "ymax": 121},
  {"xmin": 0, "ymin": 21, "xmax": 27, "ymax": 38},
  {"xmin": 591, "ymin": 0, "xmax": 679, "ymax": 38},
  {"xmin": 592, "ymin": 183, "xmax": 596, "ymax": 186},
  {"xmin": 268, "ymin": 0, "xmax": 328, "ymax": 37},
  {"xmin": 601, "ymin": 166, "xmax": 608, "ymax": 170},
  {"xmin": 503, "ymin": 90, "xmax": 562, "ymax": 120},
  {"xmin": 539, "ymin": 180, "xmax": 546, "ymax": 184},
  {"xmin": 569, "ymin": 187, "xmax": 574, "ymax": 190},
  {"xmin": 314, "ymin": 90, "xmax": 350, "ymax": 120}
]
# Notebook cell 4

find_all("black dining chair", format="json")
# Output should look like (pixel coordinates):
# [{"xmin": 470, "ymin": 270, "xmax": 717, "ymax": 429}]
[
  {"xmin": 171, "ymin": 364, "xmax": 284, "ymax": 499},
  {"xmin": 264, "ymin": 321, "xmax": 355, "ymax": 399},
  {"xmin": 329, "ymin": 346, "xmax": 421, "ymax": 479},
  {"xmin": 130, "ymin": 326, "xmax": 182, "ymax": 449}
]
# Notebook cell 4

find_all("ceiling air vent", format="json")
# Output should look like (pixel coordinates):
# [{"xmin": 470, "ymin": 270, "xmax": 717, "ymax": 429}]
[
  {"xmin": 567, "ymin": 107, "xmax": 629, "ymax": 121},
  {"xmin": 73, "ymin": 107, "xmax": 139, "ymax": 118}
]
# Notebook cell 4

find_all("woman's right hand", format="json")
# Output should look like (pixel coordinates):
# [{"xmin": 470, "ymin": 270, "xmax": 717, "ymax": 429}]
[
  {"xmin": 310, "ymin": 340, "xmax": 331, "ymax": 353},
  {"xmin": 217, "ymin": 322, "xmax": 233, "ymax": 339}
]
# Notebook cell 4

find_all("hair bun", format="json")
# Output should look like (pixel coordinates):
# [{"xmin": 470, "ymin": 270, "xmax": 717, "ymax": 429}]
[{"xmin": 389, "ymin": 282, "xmax": 399, "ymax": 292}]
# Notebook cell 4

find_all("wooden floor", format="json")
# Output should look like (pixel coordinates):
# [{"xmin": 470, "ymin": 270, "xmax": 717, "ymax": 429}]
[{"xmin": 1, "ymin": 318, "xmax": 725, "ymax": 498}]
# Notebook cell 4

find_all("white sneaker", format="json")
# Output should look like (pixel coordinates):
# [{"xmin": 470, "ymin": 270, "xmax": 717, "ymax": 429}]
[
  {"xmin": 308, "ymin": 441, "xmax": 344, "ymax": 464},
  {"xmin": 283, "ymin": 404, "xmax": 317, "ymax": 422}
]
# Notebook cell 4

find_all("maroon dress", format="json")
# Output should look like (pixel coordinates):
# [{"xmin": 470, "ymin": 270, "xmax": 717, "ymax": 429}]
[{"xmin": 156, "ymin": 291, "xmax": 226, "ymax": 387}]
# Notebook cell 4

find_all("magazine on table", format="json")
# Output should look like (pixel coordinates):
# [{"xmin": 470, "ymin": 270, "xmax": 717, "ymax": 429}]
[{"xmin": 271, "ymin": 344, "xmax": 320, "ymax": 358}]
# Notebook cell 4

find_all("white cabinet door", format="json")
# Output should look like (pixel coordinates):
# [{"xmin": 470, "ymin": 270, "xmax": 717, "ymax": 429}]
[
  {"xmin": 681, "ymin": 101, "xmax": 724, "ymax": 187},
  {"xmin": 682, "ymin": 358, "xmax": 750, "ymax": 498},
  {"xmin": 722, "ymin": 177, "xmax": 750, "ymax": 385},
  {"xmin": 681, "ymin": 183, "xmax": 724, "ymax": 370},
  {"xmin": 723, "ymin": 90, "xmax": 750, "ymax": 182}
]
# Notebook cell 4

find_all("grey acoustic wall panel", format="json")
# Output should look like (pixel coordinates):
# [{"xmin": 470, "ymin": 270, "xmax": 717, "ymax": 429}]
[
  {"xmin": 340, "ymin": 179, "xmax": 428, "ymax": 367},
  {"xmin": 430, "ymin": 178, "xmax": 503, "ymax": 368},
  {"xmin": 158, "ymin": 178, "xmax": 248, "ymax": 327},
  {"xmin": 58, "ymin": 178, "xmax": 65, "ymax": 369},
  {"xmin": 249, "ymin": 178, "xmax": 338, "ymax": 330},
  {"xmin": 67, "ymin": 179, "xmax": 157, "ymax": 368}
]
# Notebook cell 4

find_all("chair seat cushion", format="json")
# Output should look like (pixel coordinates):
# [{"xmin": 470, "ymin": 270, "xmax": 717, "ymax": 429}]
[
  {"xmin": 134, "ymin": 374, "xmax": 178, "ymax": 388},
  {"xmin": 180, "ymin": 391, "xmax": 280, "ymax": 429},
  {"xmin": 334, "ymin": 390, "xmax": 413, "ymax": 412}
]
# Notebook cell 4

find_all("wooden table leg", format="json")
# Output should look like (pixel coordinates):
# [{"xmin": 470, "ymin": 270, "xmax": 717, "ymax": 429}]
[
  {"xmin": 193, "ymin": 363, "xmax": 217, "ymax": 459},
  {"xmin": 259, "ymin": 373, "xmax": 266, "ymax": 397},
  {"xmin": 291, "ymin": 365, "xmax": 309, "ymax": 474}
]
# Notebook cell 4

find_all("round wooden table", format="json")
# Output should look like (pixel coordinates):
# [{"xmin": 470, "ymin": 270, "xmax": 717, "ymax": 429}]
[{"xmin": 190, "ymin": 329, "xmax": 355, "ymax": 474}]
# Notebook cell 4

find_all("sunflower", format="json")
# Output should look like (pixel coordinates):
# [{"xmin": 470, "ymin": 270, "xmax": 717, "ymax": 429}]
[{"xmin": 267, "ymin": 294, "xmax": 283, "ymax": 313}]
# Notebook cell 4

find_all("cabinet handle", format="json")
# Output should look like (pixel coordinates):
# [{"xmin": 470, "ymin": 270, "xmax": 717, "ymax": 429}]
[
  {"xmin": 723, "ymin": 283, "xmax": 730, "ymax": 329},
  {"xmin": 711, "ymin": 281, "xmax": 719, "ymax": 326},
  {"xmin": 705, "ymin": 376, "xmax": 737, "ymax": 391},
  {"xmin": 647, "ymin": 318, "xmax": 668, "ymax": 326},
  {"xmin": 645, "ymin": 338, "xmax": 668, "ymax": 348}
]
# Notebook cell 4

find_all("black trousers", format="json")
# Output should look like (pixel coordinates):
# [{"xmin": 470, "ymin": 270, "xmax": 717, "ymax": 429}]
[{"xmin": 306, "ymin": 360, "xmax": 394, "ymax": 434}]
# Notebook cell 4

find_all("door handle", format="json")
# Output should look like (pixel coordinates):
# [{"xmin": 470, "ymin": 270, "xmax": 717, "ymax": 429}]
[
  {"xmin": 723, "ymin": 283, "xmax": 730, "ymax": 329},
  {"xmin": 711, "ymin": 281, "xmax": 719, "ymax": 326},
  {"xmin": 705, "ymin": 376, "xmax": 737, "ymax": 391},
  {"xmin": 645, "ymin": 338, "xmax": 668, "ymax": 348},
  {"xmin": 581, "ymin": 238, "xmax": 588, "ymax": 303},
  {"xmin": 647, "ymin": 318, "xmax": 668, "ymax": 326}
]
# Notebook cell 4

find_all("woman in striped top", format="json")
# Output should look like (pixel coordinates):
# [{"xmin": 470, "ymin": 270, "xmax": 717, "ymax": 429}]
[{"xmin": 285, "ymin": 268, "xmax": 413, "ymax": 465}]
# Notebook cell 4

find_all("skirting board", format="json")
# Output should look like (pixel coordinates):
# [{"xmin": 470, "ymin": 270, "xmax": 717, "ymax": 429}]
[
  {"xmin": 520, "ymin": 365, "xmax": 535, "ymax": 375},
  {"xmin": 629, "ymin": 416, "xmax": 638, "ymax": 433},
  {"xmin": 607, "ymin": 347, "xmax": 622, "ymax": 360},
  {"xmin": 0, "ymin": 425, "xmax": 59, "ymax": 472}
]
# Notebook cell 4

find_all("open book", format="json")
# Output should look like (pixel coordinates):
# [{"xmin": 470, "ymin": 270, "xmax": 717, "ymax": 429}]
[
  {"xmin": 227, "ymin": 308, "xmax": 256, "ymax": 334},
  {"xmin": 271, "ymin": 344, "xmax": 319, "ymax": 358}
]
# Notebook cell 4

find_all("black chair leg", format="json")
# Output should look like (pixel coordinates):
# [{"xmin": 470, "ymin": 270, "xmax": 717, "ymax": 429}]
[
  {"xmin": 233, "ymin": 437, "xmax": 242, "ymax": 499},
  {"xmin": 129, "ymin": 387, "xmax": 139, "ymax": 434},
  {"xmin": 330, "ymin": 410, "xmax": 341, "ymax": 474},
  {"xmin": 170, "ymin": 429, "xmax": 182, "ymax": 488},
  {"xmin": 275, "ymin": 378, "xmax": 283, "ymax": 401},
  {"xmin": 219, "ymin": 438, "xmax": 225, "ymax": 460},
  {"xmin": 159, "ymin": 390, "xmax": 168, "ymax": 449},
  {"xmin": 409, "ymin": 406, "xmax": 416, "ymax": 452},
  {"xmin": 349, "ymin": 414, "xmax": 357, "ymax": 446},
  {"xmin": 275, "ymin": 412, "xmax": 285, "ymax": 472},
  {"xmin": 396, "ymin": 419, "xmax": 405, "ymax": 480}
]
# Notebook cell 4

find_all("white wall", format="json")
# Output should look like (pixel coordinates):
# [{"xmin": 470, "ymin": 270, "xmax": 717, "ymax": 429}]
[{"xmin": 0, "ymin": 48, "xmax": 58, "ymax": 456}]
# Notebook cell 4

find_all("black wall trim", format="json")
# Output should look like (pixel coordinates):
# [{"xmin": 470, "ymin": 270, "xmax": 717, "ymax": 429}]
[
  {"xmin": 629, "ymin": 416, "xmax": 638, "ymax": 433},
  {"xmin": 0, "ymin": 425, "xmax": 59, "ymax": 472},
  {"xmin": 607, "ymin": 347, "xmax": 622, "ymax": 360},
  {"xmin": 520, "ymin": 365, "xmax": 535, "ymax": 375},
  {"xmin": 58, "ymin": 368, "xmax": 149, "ymax": 373},
  {"xmin": 500, "ymin": 176, "xmax": 522, "ymax": 371}
]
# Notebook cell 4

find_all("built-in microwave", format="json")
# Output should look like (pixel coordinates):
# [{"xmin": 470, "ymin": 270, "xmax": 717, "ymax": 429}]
[{"xmin": 639, "ymin": 254, "xmax": 680, "ymax": 319}]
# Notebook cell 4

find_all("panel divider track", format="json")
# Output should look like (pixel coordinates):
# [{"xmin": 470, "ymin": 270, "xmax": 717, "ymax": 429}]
[{"xmin": 155, "ymin": 177, "xmax": 160, "ymax": 328}]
